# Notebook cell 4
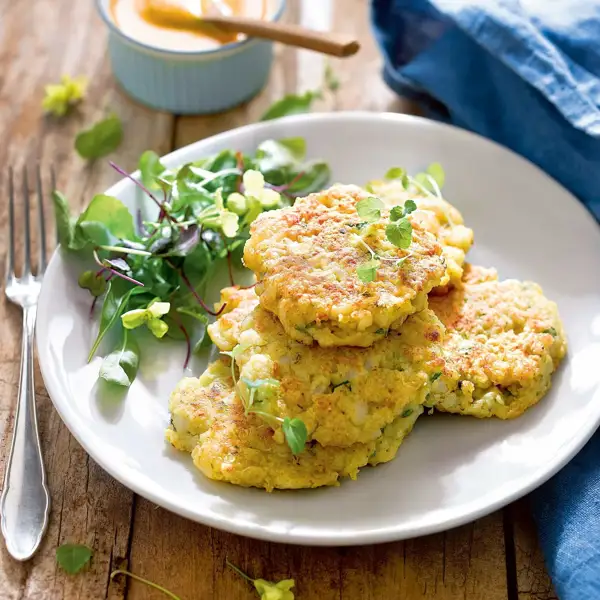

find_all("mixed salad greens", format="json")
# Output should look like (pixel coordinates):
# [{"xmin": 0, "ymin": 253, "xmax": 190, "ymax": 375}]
[{"xmin": 53, "ymin": 137, "xmax": 330, "ymax": 389}]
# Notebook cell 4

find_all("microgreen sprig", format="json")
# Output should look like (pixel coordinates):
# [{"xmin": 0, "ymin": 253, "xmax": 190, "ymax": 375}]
[
  {"xmin": 354, "ymin": 198, "xmax": 417, "ymax": 283},
  {"xmin": 221, "ymin": 348, "xmax": 308, "ymax": 455}
]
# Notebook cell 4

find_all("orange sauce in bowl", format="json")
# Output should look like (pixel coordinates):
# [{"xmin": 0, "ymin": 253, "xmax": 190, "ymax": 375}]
[{"xmin": 110, "ymin": 0, "xmax": 268, "ymax": 52}]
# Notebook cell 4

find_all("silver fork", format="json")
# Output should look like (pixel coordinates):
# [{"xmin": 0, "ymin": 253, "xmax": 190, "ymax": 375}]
[{"xmin": 0, "ymin": 166, "xmax": 51, "ymax": 561}]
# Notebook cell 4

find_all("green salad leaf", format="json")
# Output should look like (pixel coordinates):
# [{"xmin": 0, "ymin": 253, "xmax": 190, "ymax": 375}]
[
  {"xmin": 75, "ymin": 114, "xmax": 123, "ymax": 160},
  {"xmin": 88, "ymin": 279, "xmax": 140, "ymax": 362},
  {"xmin": 139, "ymin": 150, "xmax": 166, "ymax": 190},
  {"xmin": 52, "ymin": 190, "xmax": 75, "ymax": 248},
  {"xmin": 99, "ymin": 329, "xmax": 140, "ymax": 387},
  {"xmin": 55, "ymin": 138, "xmax": 331, "ymax": 391},
  {"xmin": 56, "ymin": 543, "xmax": 93, "ymax": 574}
]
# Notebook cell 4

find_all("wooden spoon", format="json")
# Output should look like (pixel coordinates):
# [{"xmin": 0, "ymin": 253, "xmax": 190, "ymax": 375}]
[{"xmin": 141, "ymin": 0, "xmax": 360, "ymax": 58}]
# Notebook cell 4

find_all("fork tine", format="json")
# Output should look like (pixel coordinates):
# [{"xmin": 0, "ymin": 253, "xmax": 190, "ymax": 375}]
[
  {"xmin": 22, "ymin": 166, "xmax": 31, "ymax": 277},
  {"xmin": 6, "ymin": 167, "xmax": 15, "ymax": 282},
  {"xmin": 36, "ymin": 164, "xmax": 47, "ymax": 273},
  {"xmin": 50, "ymin": 166, "xmax": 58, "ymax": 247}
]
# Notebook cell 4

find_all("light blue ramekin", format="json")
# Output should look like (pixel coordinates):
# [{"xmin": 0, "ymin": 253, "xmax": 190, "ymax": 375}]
[{"xmin": 96, "ymin": 0, "xmax": 286, "ymax": 114}]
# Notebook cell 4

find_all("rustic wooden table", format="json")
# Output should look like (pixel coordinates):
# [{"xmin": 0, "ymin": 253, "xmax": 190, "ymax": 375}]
[{"xmin": 0, "ymin": 1, "xmax": 558, "ymax": 598}]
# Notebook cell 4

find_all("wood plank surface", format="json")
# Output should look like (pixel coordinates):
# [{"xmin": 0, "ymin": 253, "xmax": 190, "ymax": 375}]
[
  {"xmin": 0, "ymin": 2, "xmax": 172, "ymax": 599},
  {"xmin": 0, "ymin": 0, "xmax": 551, "ymax": 599}
]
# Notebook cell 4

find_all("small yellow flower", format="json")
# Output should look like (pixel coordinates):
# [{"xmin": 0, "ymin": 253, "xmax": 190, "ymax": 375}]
[
  {"xmin": 254, "ymin": 579, "xmax": 295, "ymax": 600},
  {"xmin": 42, "ymin": 74, "xmax": 88, "ymax": 117},
  {"xmin": 122, "ymin": 300, "xmax": 170, "ymax": 339},
  {"xmin": 243, "ymin": 170, "xmax": 281, "ymax": 208},
  {"xmin": 201, "ymin": 189, "xmax": 240, "ymax": 238},
  {"xmin": 227, "ymin": 560, "xmax": 295, "ymax": 600}
]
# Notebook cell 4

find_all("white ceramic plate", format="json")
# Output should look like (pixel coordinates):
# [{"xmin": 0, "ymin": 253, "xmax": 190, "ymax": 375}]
[{"xmin": 37, "ymin": 113, "xmax": 600, "ymax": 546}]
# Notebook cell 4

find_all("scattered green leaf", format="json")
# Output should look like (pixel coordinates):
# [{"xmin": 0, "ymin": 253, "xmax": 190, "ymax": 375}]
[
  {"xmin": 401, "ymin": 408, "xmax": 414, "ymax": 418},
  {"xmin": 543, "ymin": 327, "xmax": 558, "ymax": 336},
  {"xmin": 430, "ymin": 372, "xmax": 442, "ymax": 382},
  {"xmin": 75, "ymin": 114, "xmax": 123, "ymax": 160},
  {"xmin": 56, "ymin": 543, "xmax": 93, "ymax": 574},
  {"xmin": 260, "ymin": 90, "xmax": 320, "ymax": 121}
]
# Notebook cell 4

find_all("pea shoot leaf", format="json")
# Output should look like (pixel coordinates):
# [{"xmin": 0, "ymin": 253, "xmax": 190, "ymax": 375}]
[
  {"xmin": 385, "ymin": 167, "xmax": 405, "ymax": 180},
  {"xmin": 282, "ymin": 417, "xmax": 307, "ymax": 456},
  {"xmin": 56, "ymin": 543, "xmax": 93, "ymax": 575},
  {"xmin": 390, "ymin": 199, "xmax": 417, "ymax": 222},
  {"xmin": 75, "ymin": 114, "xmax": 123, "ymax": 160},
  {"xmin": 356, "ymin": 258, "xmax": 379, "ymax": 283},
  {"xmin": 427, "ymin": 162, "xmax": 445, "ymax": 189},
  {"xmin": 356, "ymin": 196, "xmax": 384, "ymax": 223},
  {"xmin": 385, "ymin": 219, "xmax": 413, "ymax": 249}
]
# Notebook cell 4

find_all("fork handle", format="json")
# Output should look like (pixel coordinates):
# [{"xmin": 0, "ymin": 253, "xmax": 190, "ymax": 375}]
[{"xmin": 1, "ymin": 306, "xmax": 50, "ymax": 561}]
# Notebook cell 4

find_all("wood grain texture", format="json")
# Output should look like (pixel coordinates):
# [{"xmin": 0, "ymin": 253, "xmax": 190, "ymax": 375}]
[
  {"xmin": 509, "ymin": 501, "xmax": 557, "ymax": 600},
  {"xmin": 0, "ymin": 1, "xmax": 172, "ymax": 599},
  {"xmin": 0, "ymin": 0, "xmax": 550, "ymax": 599},
  {"xmin": 128, "ymin": 502, "xmax": 508, "ymax": 600}
]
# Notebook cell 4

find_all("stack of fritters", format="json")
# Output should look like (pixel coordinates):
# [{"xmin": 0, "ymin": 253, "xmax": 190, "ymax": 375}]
[{"xmin": 167, "ymin": 183, "xmax": 566, "ymax": 491}]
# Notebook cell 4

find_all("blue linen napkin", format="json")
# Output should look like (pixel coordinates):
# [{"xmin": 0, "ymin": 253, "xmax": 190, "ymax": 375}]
[
  {"xmin": 371, "ymin": 0, "xmax": 600, "ymax": 221},
  {"xmin": 370, "ymin": 2, "xmax": 600, "ymax": 598}
]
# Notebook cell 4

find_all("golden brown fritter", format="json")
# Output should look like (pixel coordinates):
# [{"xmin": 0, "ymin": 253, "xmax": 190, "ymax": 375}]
[
  {"xmin": 166, "ymin": 360, "xmax": 421, "ymax": 491},
  {"xmin": 208, "ymin": 286, "xmax": 444, "ymax": 447},
  {"xmin": 243, "ymin": 184, "xmax": 447, "ymax": 347},
  {"xmin": 427, "ymin": 267, "xmax": 567, "ymax": 418}
]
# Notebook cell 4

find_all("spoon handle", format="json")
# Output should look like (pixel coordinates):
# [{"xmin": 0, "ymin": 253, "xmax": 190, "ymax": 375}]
[{"xmin": 201, "ymin": 15, "xmax": 360, "ymax": 58}]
